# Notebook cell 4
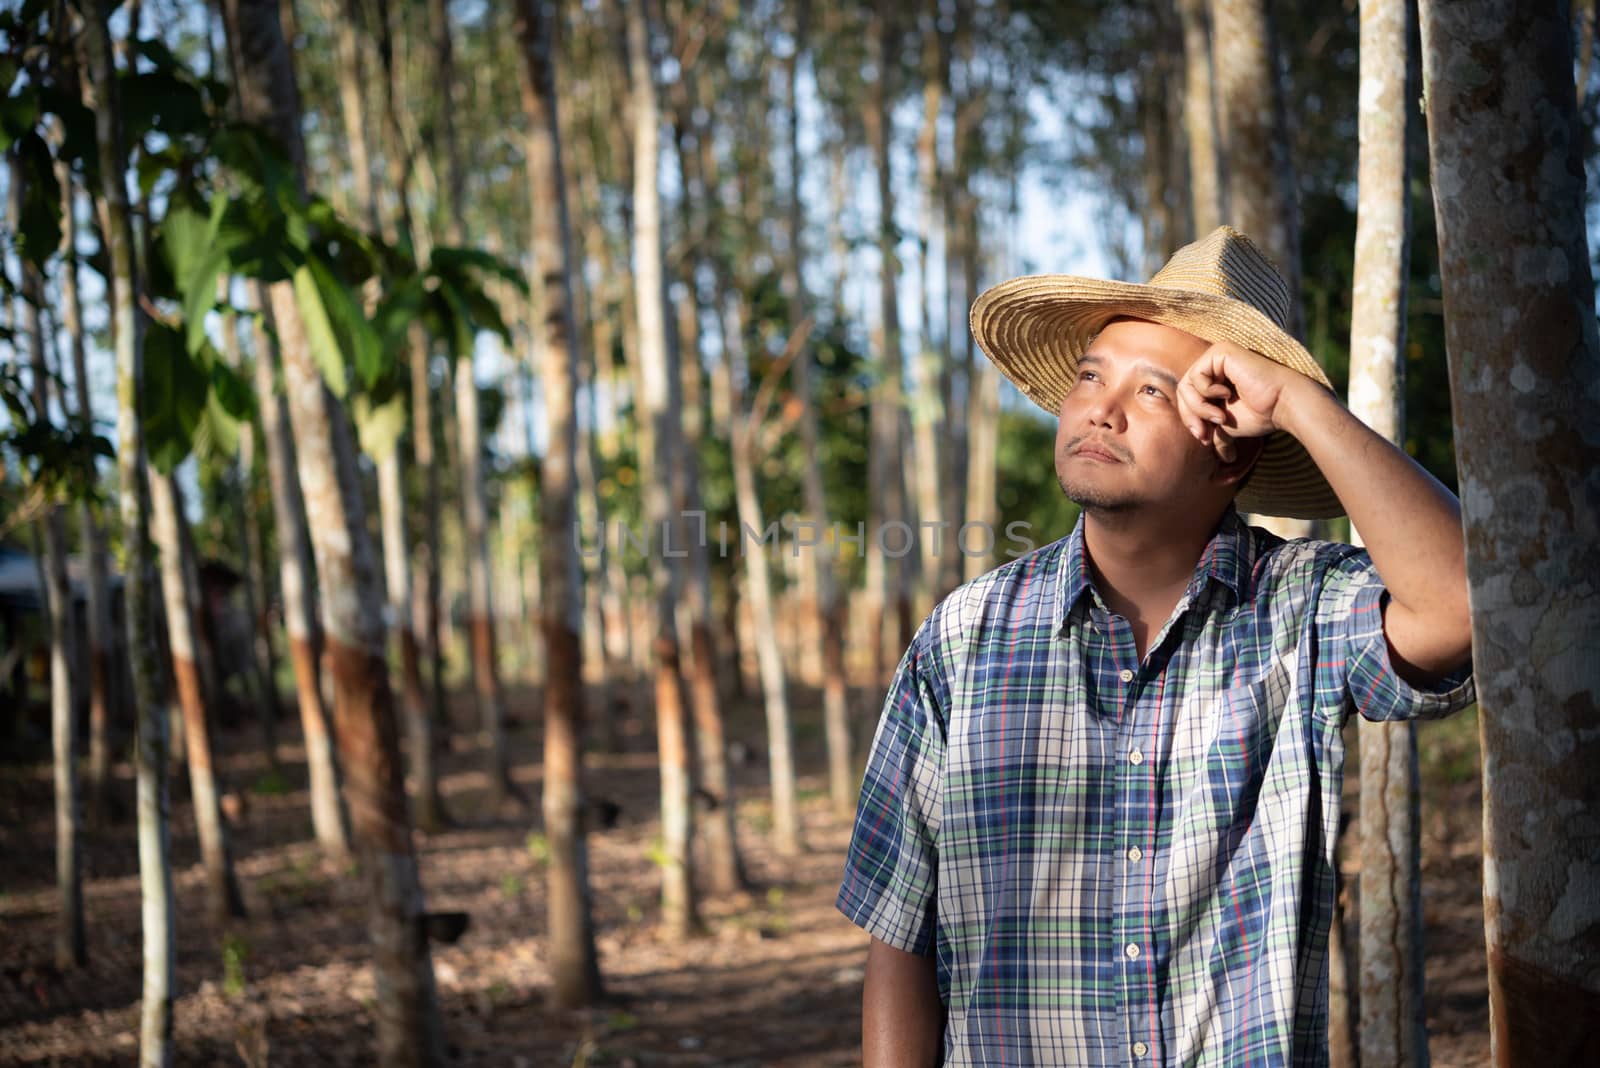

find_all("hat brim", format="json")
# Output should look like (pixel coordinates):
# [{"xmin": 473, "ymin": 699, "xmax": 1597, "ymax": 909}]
[{"xmin": 970, "ymin": 274, "xmax": 1344, "ymax": 521}]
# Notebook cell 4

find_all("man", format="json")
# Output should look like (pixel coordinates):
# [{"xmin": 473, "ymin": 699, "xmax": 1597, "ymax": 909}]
[{"xmin": 837, "ymin": 227, "xmax": 1474, "ymax": 1067}]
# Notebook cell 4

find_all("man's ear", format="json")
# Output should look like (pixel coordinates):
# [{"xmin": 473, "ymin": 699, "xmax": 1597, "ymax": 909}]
[{"xmin": 1214, "ymin": 434, "xmax": 1266, "ymax": 489}]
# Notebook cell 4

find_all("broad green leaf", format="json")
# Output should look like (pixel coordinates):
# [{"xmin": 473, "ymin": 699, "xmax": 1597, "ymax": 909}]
[
  {"xmin": 192, "ymin": 389, "xmax": 240, "ymax": 462},
  {"xmin": 435, "ymin": 276, "xmax": 478, "ymax": 361},
  {"xmin": 352, "ymin": 392, "xmax": 408, "ymax": 460},
  {"xmin": 292, "ymin": 262, "xmax": 349, "ymax": 398},
  {"xmin": 161, "ymin": 197, "xmax": 227, "ymax": 354},
  {"xmin": 13, "ymin": 130, "xmax": 60, "ymax": 267},
  {"xmin": 207, "ymin": 352, "xmax": 257, "ymax": 422},
  {"xmin": 142, "ymin": 323, "xmax": 209, "ymax": 474},
  {"xmin": 0, "ymin": 84, "xmax": 39, "ymax": 152},
  {"xmin": 306, "ymin": 254, "xmax": 384, "ymax": 390},
  {"xmin": 430, "ymin": 246, "xmax": 529, "ymax": 295}
]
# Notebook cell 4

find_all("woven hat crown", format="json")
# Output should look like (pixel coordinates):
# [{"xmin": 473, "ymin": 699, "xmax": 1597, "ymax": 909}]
[{"xmin": 1148, "ymin": 226, "xmax": 1293, "ymax": 331}]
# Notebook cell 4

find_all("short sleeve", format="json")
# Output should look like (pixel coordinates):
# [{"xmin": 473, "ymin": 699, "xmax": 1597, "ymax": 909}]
[
  {"xmin": 1314, "ymin": 548, "xmax": 1475, "ymax": 723},
  {"xmin": 835, "ymin": 630, "xmax": 947, "ymax": 955}
]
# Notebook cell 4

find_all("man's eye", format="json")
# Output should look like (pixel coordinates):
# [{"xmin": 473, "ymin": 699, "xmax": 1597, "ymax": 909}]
[{"xmin": 1142, "ymin": 385, "xmax": 1164, "ymax": 397}]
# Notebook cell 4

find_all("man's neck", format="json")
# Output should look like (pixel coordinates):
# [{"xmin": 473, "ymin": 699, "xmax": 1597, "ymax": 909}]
[{"xmin": 1081, "ymin": 506, "xmax": 1224, "ymax": 652}]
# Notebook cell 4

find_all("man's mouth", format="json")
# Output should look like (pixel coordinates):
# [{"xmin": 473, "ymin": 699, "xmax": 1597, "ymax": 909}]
[{"xmin": 1071, "ymin": 440, "xmax": 1126, "ymax": 463}]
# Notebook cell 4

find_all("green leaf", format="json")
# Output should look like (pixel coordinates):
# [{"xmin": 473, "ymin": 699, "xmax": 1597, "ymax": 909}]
[
  {"xmin": 13, "ymin": 130, "xmax": 60, "ymax": 267},
  {"xmin": 0, "ymin": 84, "xmax": 39, "ymax": 153},
  {"xmin": 352, "ymin": 392, "xmax": 407, "ymax": 460},
  {"xmin": 142, "ymin": 323, "xmax": 209, "ymax": 474},
  {"xmin": 192, "ymin": 388, "xmax": 240, "ymax": 462},
  {"xmin": 307, "ymin": 255, "xmax": 384, "ymax": 390},
  {"xmin": 430, "ymin": 246, "xmax": 528, "ymax": 295},
  {"xmin": 434, "ymin": 276, "xmax": 478, "ymax": 360},
  {"xmin": 207, "ymin": 352, "xmax": 257, "ymax": 422},
  {"xmin": 292, "ymin": 262, "xmax": 349, "ymax": 398},
  {"xmin": 161, "ymin": 196, "xmax": 228, "ymax": 355}
]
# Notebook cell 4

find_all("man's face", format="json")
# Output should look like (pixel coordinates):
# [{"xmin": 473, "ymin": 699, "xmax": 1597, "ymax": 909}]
[{"xmin": 1054, "ymin": 317, "xmax": 1225, "ymax": 515}]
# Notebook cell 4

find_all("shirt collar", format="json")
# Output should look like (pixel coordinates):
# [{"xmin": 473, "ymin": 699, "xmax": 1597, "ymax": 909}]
[{"xmin": 1057, "ymin": 504, "xmax": 1254, "ymax": 627}]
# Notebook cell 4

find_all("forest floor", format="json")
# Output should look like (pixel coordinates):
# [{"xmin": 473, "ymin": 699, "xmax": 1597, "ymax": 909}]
[{"xmin": 0, "ymin": 678, "xmax": 1489, "ymax": 1066}]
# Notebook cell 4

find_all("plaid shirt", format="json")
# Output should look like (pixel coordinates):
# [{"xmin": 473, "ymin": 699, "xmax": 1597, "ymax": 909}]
[{"xmin": 837, "ymin": 508, "xmax": 1474, "ymax": 1066}]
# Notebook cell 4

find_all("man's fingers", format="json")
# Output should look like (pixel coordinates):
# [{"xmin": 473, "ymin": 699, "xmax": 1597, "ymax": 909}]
[{"xmin": 1214, "ymin": 427, "xmax": 1236, "ymax": 464}]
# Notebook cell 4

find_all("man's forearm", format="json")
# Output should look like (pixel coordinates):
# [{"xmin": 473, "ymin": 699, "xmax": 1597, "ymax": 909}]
[
  {"xmin": 863, "ymin": 938, "xmax": 943, "ymax": 1068},
  {"xmin": 1276, "ymin": 378, "xmax": 1472, "ymax": 676}
]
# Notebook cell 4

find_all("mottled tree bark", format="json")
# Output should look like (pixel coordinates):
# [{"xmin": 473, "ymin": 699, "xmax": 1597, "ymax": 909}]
[
  {"xmin": 1419, "ymin": 2, "xmax": 1600, "ymax": 1064},
  {"xmin": 1178, "ymin": 0, "xmax": 1223, "ymax": 236},
  {"xmin": 248, "ymin": 300, "xmax": 351, "ymax": 859},
  {"xmin": 223, "ymin": 1, "xmax": 448, "ymax": 1061},
  {"xmin": 786, "ymin": 0, "xmax": 854, "ymax": 817},
  {"xmin": 865, "ymin": 8, "xmax": 911, "ymax": 676},
  {"xmin": 1210, "ymin": 0, "xmax": 1312, "ymax": 541},
  {"xmin": 513, "ymin": 0, "xmax": 604, "ymax": 1005},
  {"xmin": 14, "ymin": 187, "xmax": 85, "ymax": 968},
  {"xmin": 670, "ymin": 60, "xmax": 751, "ymax": 890},
  {"xmin": 426, "ymin": 0, "xmax": 516, "ymax": 811},
  {"xmin": 1351, "ymin": 2, "xmax": 1426, "ymax": 1065},
  {"xmin": 55, "ymin": 160, "xmax": 116, "ymax": 825},
  {"xmin": 150, "ymin": 471, "xmax": 247, "ymax": 927},
  {"xmin": 83, "ymin": 3, "xmax": 175, "ymax": 1056},
  {"xmin": 219, "ymin": 296, "xmax": 283, "ymax": 774},
  {"xmin": 627, "ymin": 0, "xmax": 700, "ymax": 940}
]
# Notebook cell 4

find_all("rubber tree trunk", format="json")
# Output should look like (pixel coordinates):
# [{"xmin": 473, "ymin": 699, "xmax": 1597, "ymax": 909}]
[
  {"xmin": 15, "ymin": 216, "xmax": 85, "ymax": 969},
  {"xmin": 719, "ymin": 292, "xmax": 804, "ymax": 859},
  {"xmin": 669, "ymin": 64, "xmax": 749, "ymax": 890},
  {"xmin": 1350, "ymin": 2, "xmax": 1426, "ymax": 1064},
  {"xmin": 1419, "ymin": 2, "xmax": 1600, "ymax": 1062},
  {"xmin": 426, "ymin": 0, "xmax": 515, "ymax": 811},
  {"xmin": 1209, "ymin": 0, "xmax": 1314, "ymax": 541},
  {"xmin": 513, "ymin": 0, "xmax": 604, "ymax": 1005},
  {"xmin": 1178, "ymin": 0, "xmax": 1224, "ymax": 236},
  {"xmin": 56, "ymin": 160, "xmax": 116, "ymax": 825},
  {"xmin": 782, "ymin": 3, "xmax": 853, "ymax": 817},
  {"xmin": 84, "ymin": 5, "xmax": 175, "ymax": 1055},
  {"xmin": 627, "ymin": 0, "xmax": 699, "ymax": 941},
  {"xmin": 327, "ymin": 0, "xmax": 443, "ymax": 832},
  {"xmin": 219, "ymin": 296, "xmax": 283, "ymax": 773},
  {"xmin": 912, "ymin": 2, "xmax": 947, "ymax": 607},
  {"xmin": 865, "ymin": 8, "xmax": 910, "ymax": 683},
  {"xmin": 379, "ymin": 450, "xmax": 446, "ymax": 831},
  {"xmin": 223, "ymin": 2, "xmax": 448, "ymax": 1061},
  {"xmin": 248, "ymin": 299, "xmax": 351, "ymax": 860},
  {"xmin": 149, "ymin": 471, "xmax": 247, "ymax": 927}
]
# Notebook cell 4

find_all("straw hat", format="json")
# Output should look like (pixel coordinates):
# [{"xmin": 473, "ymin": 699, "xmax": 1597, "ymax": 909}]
[{"xmin": 970, "ymin": 225, "xmax": 1342, "ymax": 520}]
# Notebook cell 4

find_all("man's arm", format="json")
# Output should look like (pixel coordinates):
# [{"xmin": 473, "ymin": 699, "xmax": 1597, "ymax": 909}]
[
  {"xmin": 1178, "ymin": 342, "xmax": 1473, "ymax": 681},
  {"xmin": 863, "ymin": 936, "xmax": 943, "ymax": 1068}
]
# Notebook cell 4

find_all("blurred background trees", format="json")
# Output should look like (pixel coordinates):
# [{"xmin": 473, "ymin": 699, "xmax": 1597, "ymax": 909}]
[{"xmin": 2, "ymin": 0, "xmax": 1597, "ymax": 1063}]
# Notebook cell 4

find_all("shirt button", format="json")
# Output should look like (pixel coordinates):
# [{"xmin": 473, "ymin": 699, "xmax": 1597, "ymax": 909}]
[
  {"xmin": 1133, "ymin": 1041, "xmax": 1149, "ymax": 1057},
  {"xmin": 1119, "ymin": 668, "xmax": 1134, "ymax": 683},
  {"xmin": 1129, "ymin": 749, "xmax": 1144, "ymax": 765},
  {"xmin": 1125, "ymin": 942, "xmax": 1140, "ymax": 960},
  {"xmin": 1127, "ymin": 845, "xmax": 1144, "ymax": 862}
]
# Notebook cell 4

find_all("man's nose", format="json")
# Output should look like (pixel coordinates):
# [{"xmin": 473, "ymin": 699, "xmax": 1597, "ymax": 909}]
[{"xmin": 1085, "ymin": 394, "xmax": 1125, "ymax": 431}]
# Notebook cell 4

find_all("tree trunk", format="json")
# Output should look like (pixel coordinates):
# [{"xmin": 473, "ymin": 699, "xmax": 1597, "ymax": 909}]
[
  {"xmin": 426, "ymin": 0, "xmax": 515, "ymax": 811},
  {"xmin": 248, "ymin": 298, "xmax": 351, "ymax": 859},
  {"xmin": 149, "ymin": 471, "xmax": 247, "ymax": 927},
  {"xmin": 15, "ymin": 202, "xmax": 86, "ymax": 969},
  {"xmin": 513, "ymin": 0, "xmax": 604, "ymax": 1005},
  {"xmin": 670, "ymin": 61, "xmax": 750, "ymax": 889},
  {"xmin": 866, "ymin": 8, "xmax": 910, "ymax": 683},
  {"xmin": 380, "ymin": 450, "xmax": 446, "ymax": 830},
  {"xmin": 627, "ymin": 0, "xmax": 699, "ymax": 940},
  {"xmin": 223, "ymin": 2, "xmax": 448, "ymax": 1060},
  {"xmin": 219, "ymin": 296, "xmax": 284, "ymax": 773},
  {"xmin": 55, "ymin": 160, "xmax": 117, "ymax": 826},
  {"xmin": 1419, "ymin": 2, "xmax": 1600, "ymax": 1063},
  {"xmin": 1209, "ymin": 0, "xmax": 1314, "ymax": 540},
  {"xmin": 1178, "ymin": 0, "xmax": 1224, "ymax": 236},
  {"xmin": 1351, "ymin": 2, "xmax": 1425, "ymax": 1064},
  {"xmin": 84, "ymin": 6, "xmax": 175, "ymax": 1058},
  {"xmin": 784, "ymin": 1, "xmax": 854, "ymax": 817}
]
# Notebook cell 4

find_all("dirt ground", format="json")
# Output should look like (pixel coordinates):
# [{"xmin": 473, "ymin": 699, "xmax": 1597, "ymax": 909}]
[{"xmin": 0, "ymin": 682, "xmax": 1488, "ymax": 1066}]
